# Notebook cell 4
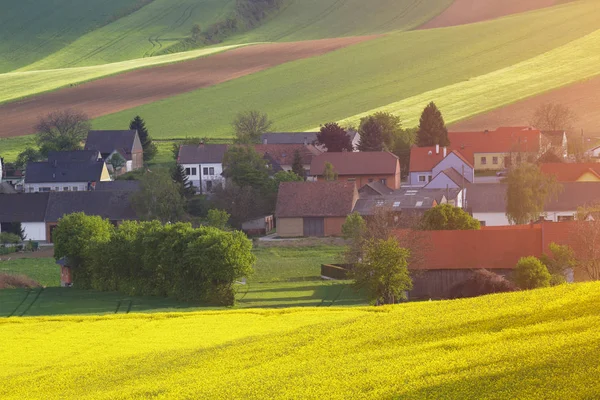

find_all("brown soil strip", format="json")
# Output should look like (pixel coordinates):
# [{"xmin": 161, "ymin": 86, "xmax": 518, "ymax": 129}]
[
  {"xmin": 0, "ymin": 36, "xmax": 378, "ymax": 138},
  {"xmin": 419, "ymin": 0, "xmax": 558, "ymax": 30},
  {"xmin": 449, "ymin": 75, "xmax": 600, "ymax": 136}
]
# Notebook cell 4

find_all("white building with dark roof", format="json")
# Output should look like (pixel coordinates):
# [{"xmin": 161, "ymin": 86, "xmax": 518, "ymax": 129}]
[{"xmin": 177, "ymin": 144, "xmax": 228, "ymax": 193}]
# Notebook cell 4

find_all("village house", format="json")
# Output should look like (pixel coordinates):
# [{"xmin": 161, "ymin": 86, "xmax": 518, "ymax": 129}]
[
  {"xmin": 178, "ymin": 144, "xmax": 228, "ymax": 193},
  {"xmin": 408, "ymin": 144, "xmax": 474, "ymax": 187},
  {"xmin": 540, "ymin": 163, "xmax": 600, "ymax": 182},
  {"xmin": 24, "ymin": 151, "xmax": 111, "ymax": 193},
  {"xmin": 261, "ymin": 131, "xmax": 360, "ymax": 151},
  {"xmin": 253, "ymin": 144, "xmax": 322, "ymax": 175},
  {"xmin": 468, "ymin": 182, "xmax": 600, "ymax": 226},
  {"xmin": 85, "ymin": 130, "xmax": 144, "ymax": 172},
  {"xmin": 448, "ymin": 127, "xmax": 546, "ymax": 171},
  {"xmin": 310, "ymin": 151, "xmax": 401, "ymax": 190},
  {"xmin": 275, "ymin": 181, "xmax": 358, "ymax": 237}
]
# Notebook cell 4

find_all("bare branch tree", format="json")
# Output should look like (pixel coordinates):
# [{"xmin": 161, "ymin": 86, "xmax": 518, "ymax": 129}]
[
  {"xmin": 232, "ymin": 110, "xmax": 273, "ymax": 144},
  {"xmin": 530, "ymin": 103, "xmax": 576, "ymax": 132},
  {"xmin": 571, "ymin": 205, "xmax": 600, "ymax": 280},
  {"xmin": 35, "ymin": 109, "xmax": 91, "ymax": 155}
]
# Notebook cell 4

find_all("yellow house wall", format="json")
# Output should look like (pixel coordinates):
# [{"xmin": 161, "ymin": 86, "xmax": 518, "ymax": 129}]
[
  {"xmin": 100, "ymin": 164, "xmax": 111, "ymax": 181},
  {"xmin": 576, "ymin": 172, "xmax": 600, "ymax": 182},
  {"xmin": 473, "ymin": 152, "xmax": 508, "ymax": 171},
  {"xmin": 277, "ymin": 218, "xmax": 303, "ymax": 237}
]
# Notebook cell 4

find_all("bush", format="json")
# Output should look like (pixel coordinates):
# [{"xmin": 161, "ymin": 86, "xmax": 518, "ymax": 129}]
[
  {"xmin": 0, "ymin": 232, "xmax": 21, "ymax": 245},
  {"xmin": 0, "ymin": 273, "xmax": 41, "ymax": 289},
  {"xmin": 515, "ymin": 256, "xmax": 551, "ymax": 290},
  {"xmin": 449, "ymin": 269, "xmax": 517, "ymax": 299}
]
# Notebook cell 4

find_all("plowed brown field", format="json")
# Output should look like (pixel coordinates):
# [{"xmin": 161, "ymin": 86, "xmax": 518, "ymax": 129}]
[
  {"xmin": 0, "ymin": 36, "xmax": 377, "ymax": 138},
  {"xmin": 420, "ymin": 0, "xmax": 558, "ymax": 29},
  {"xmin": 449, "ymin": 75, "xmax": 600, "ymax": 135}
]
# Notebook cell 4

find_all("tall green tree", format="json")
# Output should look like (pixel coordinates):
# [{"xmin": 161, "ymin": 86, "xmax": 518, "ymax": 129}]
[
  {"xmin": 291, "ymin": 150, "xmax": 305, "ymax": 179},
  {"xmin": 15, "ymin": 147, "xmax": 43, "ymax": 170},
  {"xmin": 505, "ymin": 163, "xmax": 561, "ymax": 225},
  {"xmin": 539, "ymin": 242, "xmax": 576, "ymax": 285},
  {"xmin": 129, "ymin": 116, "xmax": 157, "ymax": 161},
  {"xmin": 222, "ymin": 146, "xmax": 271, "ymax": 189},
  {"xmin": 316, "ymin": 122, "xmax": 353, "ymax": 152},
  {"xmin": 232, "ymin": 110, "xmax": 273, "ymax": 144},
  {"xmin": 323, "ymin": 162, "xmax": 338, "ymax": 181},
  {"xmin": 351, "ymin": 237, "xmax": 413, "ymax": 305},
  {"xmin": 357, "ymin": 116, "xmax": 384, "ymax": 151},
  {"xmin": 171, "ymin": 164, "xmax": 195, "ymax": 198},
  {"xmin": 131, "ymin": 172, "xmax": 186, "ymax": 223},
  {"xmin": 420, "ymin": 204, "xmax": 480, "ymax": 230},
  {"xmin": 206, "ymin": 209, "xmax": 230, "ymax": 230},
  {"xmin": 108, "ymin": 152, "xmax": 126, "ymax": 176},
  {"xmin": 417, "ymin": 102, "xmax": 450, "ymax": 147},
  {"xmin": 35, "ymin": 109, "xmax": 91, "ymax": 156}
]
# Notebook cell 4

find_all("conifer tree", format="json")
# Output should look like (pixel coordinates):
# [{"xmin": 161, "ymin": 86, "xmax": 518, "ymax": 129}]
[
  {"xmin": 291, "ymin": 150, "xmax": 305, "ymax": 179},
  {"xmin": 129, "ymin": 116, "xmax": 157, "ymax": 161},
  {"xmin": 358, "ymin": 116, "xmax": 384, "ymax": 151},
  {"xmin": 417, "ymin": 102, "xmax": 450, "ymax": 147},
  {"xmin": 171, "ymin": 164, "xmax": 195, "ymax": 198}
]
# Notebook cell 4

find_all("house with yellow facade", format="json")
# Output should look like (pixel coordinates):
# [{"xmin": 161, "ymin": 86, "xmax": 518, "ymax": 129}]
[
  {"xmin": 448, "ymin": 127, "xmax": 547, "ymax": 172},
  {"xmin": 540, "ymin": 163, "xmax": 600, "ymax": 182}
]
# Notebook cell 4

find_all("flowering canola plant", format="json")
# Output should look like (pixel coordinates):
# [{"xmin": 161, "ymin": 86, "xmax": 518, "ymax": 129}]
[{"xmin": 1, "ymin": 282, "xmax": 600, "ymax": 399}]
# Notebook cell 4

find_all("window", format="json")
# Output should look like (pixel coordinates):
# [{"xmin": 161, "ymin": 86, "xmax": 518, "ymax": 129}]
[
  {"xmin": 185, "ymin": 168, "xmax": 191, "ymax": 175},
  {"xmin": 63, "ymin": 187, "xmax": 69, "ymax": 191},
  {"xmin": 418, "ymin": 175, "xmax": 426, "ymax": 182},
  {"xmin": 492, "ymin": 157, "xmax": 499, "ymax": 165},
  {"xmin": 191, "ymin": 168, "xmax": 197, "ymax": 176},
  {"xmin": 203, "ymin": 167, "xmax": 209, "ymax": 175},
  {"xmin": 40, "ymin": 187, "xmax": 51, "ymax": 192},
  {"xmin": 347, "ymin": 178, "xmax": 356, "ymax": 182},
  {"xmin": 479, "ymin": 221, "xmax": 487, "ymax": 227},
  {"xmin": 557, "ymin": 215, "xmax": 575, "ymax": 222},
  {"xmin": 54, "ymin": 187, "xmax": 59, "ymax": 192},
  {"xmin": 481, "ymin": 157, "xmax": 487, "ymax": 165},
  {"xmin": 209, "ymin": 167, "xmax": 215, "ymax": 175},
  {"xmin": 393, "ymin": 201, "xmax": 401, "ymax": 208},
  {"xmin": 380, "ymin": 178, "xmax": 387, "ymax": 185},
  {"xmin": 28, "ymin": 187, "xmax": 34, "ymax": 193},
  {"xmin": 72, "ymin": 187, "xmax": 78, "ymax": 191},
  {"xmin": 428, "ymin": 175, "xmax": 433, "ymax": 182}
]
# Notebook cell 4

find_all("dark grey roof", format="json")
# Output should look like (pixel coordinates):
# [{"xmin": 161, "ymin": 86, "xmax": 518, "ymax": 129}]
[
  {"xmin": 25, "ymin": 161, "xmax": 105, "ymax": 184},
  {"xmin": 358, "ymin": 181, "xmax": 393, "ymax": 196},
  {"xmin": 0, "ymin": 182, "xmax": 17, "ymax": 194},
  {"xmin": 0, "ymin": 193, "xmax": 49, "ymax": 222},
  {"xmin": 94, "ymin": 180, "xmax": 140, "ymax": 192},
  {"xmin": 442, "ymin": 168, "xmax": 467, "ymax": 187},
  {"xmin": 45, "ymin": 191, "xmax": 137, "ymax": 222},
  {"xmin": 85, "ymin": 130, "xmax": 142, "ymax": 157},
  {"xmin": 353, "ymin": 188, "xmax": 460, "ymax": 216},
  {"xmin": 261, "ymin": 132, "xmax": 318, "ymax": 145},
  {"xmin": 47, "ymin": 151, "xmax": 99, "ymax": 163},
  {"xmin": 178, "ymin": 144, "xmax": 228, "ymax": 164},
  {"xmin": 468, "ymin": 182, "xmax": 600, "ymax": 213}
]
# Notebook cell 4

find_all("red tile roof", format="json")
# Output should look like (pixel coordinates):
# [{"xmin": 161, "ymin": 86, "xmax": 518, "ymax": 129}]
[
  {"xmin": 253, "ymin": 144, "xmax": 322, "ymax": 166},
  {"xmin": 276, "ymin": 181, "xmax": 358, "ymax": 218},
  {"xmin": 448, "ymin": 127, "xmax": 542, "ymax": 159},
  {"xmin": 409, "ymin": 146, "xmax": 472, "ymax": 172},
  {"xmin": 405, "ymin": 221, "xmax": 576, "ymax": 270},
  {"xmin": 310, "ymin": 151, "xmax": 398, "ymax": 176},
  {"xmin": 540, "ymin": 163, "xmax": 600, "ymax": 182}
]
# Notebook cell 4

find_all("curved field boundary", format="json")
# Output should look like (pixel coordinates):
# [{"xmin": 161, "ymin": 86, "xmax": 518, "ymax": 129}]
[
  {"xmin": 0, "ymin": 36, "xmax": 377, "ymax": 138},
  {"xmin": 419, "ymin": 0, "xmax": 559, "ymax": 29},
  {"xmin": 448, "ymin": 75, "xmax": 600, "ymax": 135}
]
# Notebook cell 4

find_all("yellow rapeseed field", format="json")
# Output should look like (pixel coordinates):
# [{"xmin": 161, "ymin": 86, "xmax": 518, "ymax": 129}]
[{"xmin": 2, "ymin": 283, "xmax": 600, "ymax": 399}]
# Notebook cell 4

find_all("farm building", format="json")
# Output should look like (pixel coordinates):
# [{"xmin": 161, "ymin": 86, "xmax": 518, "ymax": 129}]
[
  {"xmin": 242, "ymin": 215, "xmax": 274, "ymax": 236},
  {"xmin": 178, "ymin": 144, "xmax": 227, "ymax": 193},
  {"xmin": 408, "ymin": 145, "xmax": 474, "ymax": 187},
  {"xmin": 85, "ymin": 130, "xmax": 144, "ymax": 172},
  {"xmin": 275, "ymin": 181, "xmax": 358, "ymax": 237}
]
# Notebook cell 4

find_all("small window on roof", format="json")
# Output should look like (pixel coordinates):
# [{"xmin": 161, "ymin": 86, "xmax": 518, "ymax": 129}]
[
  {"xmin": 415, "ymin": 201, "xmax": 424, "ymax": 207},
  {"xmin": 376, "ymin": 200, "xmax": 385, "ymax": 206},
  {"xmin": 393, "ymin": 201, "xmax": 401, "ymax": 207}
]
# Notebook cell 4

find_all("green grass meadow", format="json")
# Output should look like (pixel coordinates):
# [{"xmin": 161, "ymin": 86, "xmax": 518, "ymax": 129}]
[
  {"xmin": 0, "ymin": 245, "xmax": 361, "ymax": 316},
  {"xmin": 91, "ymin": 1, "xmax": 600, "ymax": 139}
]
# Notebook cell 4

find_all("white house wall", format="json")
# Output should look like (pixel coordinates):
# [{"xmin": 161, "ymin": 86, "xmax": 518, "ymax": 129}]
[
  {"xmin": 432, "ymin": 153, "xmax": 474, "ymax": 183},
  {"xmin": 472, "ymin": 212, "xmax": 510, "ymax": 227},
  {"xmin": 181, "ymin": 162, "xmax": 224, "ymax": 192},
  {"xmin": 25, "ymin": 182, "xmax": 90, "ymax": 193},
  {"xmin": 424, "ymin": 173, "xmax": 459, "ymax": 190},
  {"xmin": 409, "ymin": 172, "xmax": 432, "ymax": 186},
  {"xmin": 22, "ymin": 222, "xmax": 46, "ymax": 241}
]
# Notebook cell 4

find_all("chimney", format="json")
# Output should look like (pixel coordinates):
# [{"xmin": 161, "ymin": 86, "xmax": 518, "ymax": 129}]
[
  {"xmin": 435, "ymin": 144, "xmax": 440, "ymax": 155},
  {"xmin": 443, "ymin": 147, "xmax": 447, "ymax": 157}
]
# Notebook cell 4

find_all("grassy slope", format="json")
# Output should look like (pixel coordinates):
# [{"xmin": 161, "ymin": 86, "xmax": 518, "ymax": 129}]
[
  {"xmin": 0, "ymin": 0, "xmax": 142, "ymax": 72},
  {"xmin": 0, "ymin": 246, "xmax": 360, "ymax": 316},
  {"xmin": 22, "ymin": 0, "xmax": 236, "ymax": 70},
  {"xmin": 230, "ymin": 0, "xmax": 453, "ymax": 42},
  {"xmin": 1, "ymin": 283, "xmax": 599, "ymax": 399},
  {"xmin": 0, "ymin": 44, "xmax": 245, "ymax": 105},
  {"xmin": 92, "ymin": 1, "xmax": 600, "ymax": 139}
]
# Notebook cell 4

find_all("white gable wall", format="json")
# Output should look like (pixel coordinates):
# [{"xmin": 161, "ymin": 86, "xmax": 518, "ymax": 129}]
[
  {"xmin": 432, "ymin": 152, "xmax": 474, "ymax": 183},
  {"xmin": 22, "ymin": 222, "xmax": 46, "ymax": 241},
  {"xmin": 424, "ymin": 173, "xmax": 460, "ymax": 190}
]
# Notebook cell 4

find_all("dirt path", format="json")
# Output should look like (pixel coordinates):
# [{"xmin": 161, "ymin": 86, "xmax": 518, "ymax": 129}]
[
  {"xmin": 419, "ymin": 0, "xmax": 558, "ymax": 29},
  {"xmin": 0, "ymin": 36, "xmax": 378, "ymax": 138},
  {"xmin": 449, "ymin": 75, "xmax": 600, "ymax": 136}
]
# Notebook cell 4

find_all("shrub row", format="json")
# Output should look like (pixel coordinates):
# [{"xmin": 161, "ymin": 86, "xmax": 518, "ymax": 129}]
[{"xmin": 53, "ymin": 213, "xmax": 255, "ymax": 305}]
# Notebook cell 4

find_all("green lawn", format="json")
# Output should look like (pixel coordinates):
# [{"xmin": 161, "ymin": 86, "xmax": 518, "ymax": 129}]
[
  {"xmin": 0, "ymin": 0, "xmax": 142, "ymax": 72},
  {"xmin": 22, "ymin": 0, "xmax": 237, "ymax": 70},
  {"xmin": 92, "ymin": 1, "xmax": 600, "ymax": 139},
  {"xmin": 0, "ymin": 245, "xmax": 362, "ymax": 316},
  {"xmin": 229, "ymin": 0, "xmax": 453, "ymax": 43}
]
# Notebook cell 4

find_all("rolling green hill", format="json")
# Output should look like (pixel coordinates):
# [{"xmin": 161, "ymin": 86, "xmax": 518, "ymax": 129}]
[
  {"xmin": 229, "ymin": 0, "xmax": 453, "ymax": 42},
  {"xmin": 2, "ymin": 282, "xmax": 599, "ymax": 398},
  {"xmin": 0, "ymin": 0, "xmax": 146, "ymax": 72},
  {"xmin": 92, "ymin": 1, "xmax": 600, "ymax": 139},
  {"xmin": 21, "ymin": 0, "xmax": 236, "ymax": 70}
]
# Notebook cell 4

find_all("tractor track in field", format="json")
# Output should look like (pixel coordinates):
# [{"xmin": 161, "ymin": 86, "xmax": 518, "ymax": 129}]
[{"xmin": 0, "ymin": 35, "xmax": 379, "ymax": 138}]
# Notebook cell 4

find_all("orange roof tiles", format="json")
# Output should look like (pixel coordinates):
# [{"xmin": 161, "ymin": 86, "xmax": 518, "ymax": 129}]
[
  {"xmin": 540, "ymin": 163, "xmax": 600, "ymax": 182},
  {"xmin": 409, "ymin": 146, "xmax": 472, "ymax": 172},
  {"xmin": 448, "ymin": 127, "xmax": 542, "ymax": 158}
]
